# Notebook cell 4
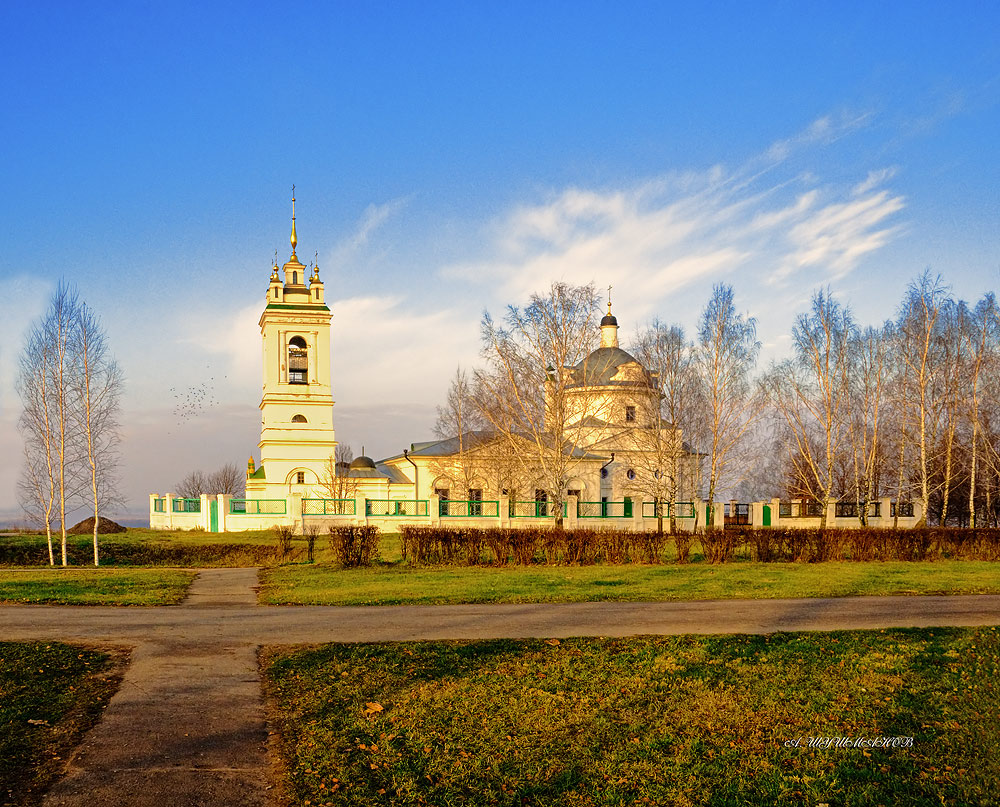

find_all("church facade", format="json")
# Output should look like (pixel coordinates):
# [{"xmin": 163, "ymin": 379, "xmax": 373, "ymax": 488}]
[{"xmin": 149, "ymin": 202, "xmax": 921, "ymax": 532}]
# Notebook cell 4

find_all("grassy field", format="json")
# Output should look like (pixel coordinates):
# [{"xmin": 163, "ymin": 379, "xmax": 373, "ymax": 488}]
[
  {"xmin": 258, "ymin": 559, "xmax": 1000, "ymax": 606},
  {"xmin": 0, "ymin": 528, "xmax": 291, "ymax": 567},
  {"xmin": 1, "ymin": 642, "xmax": 128, "ymax": 807},
  {"xmin": 262, "ymin": 627, "xmax": 1000, "ymax": 806},
  {"xmin": 0, "ymin": 569, "xmax": 196, "ymax": 605}
]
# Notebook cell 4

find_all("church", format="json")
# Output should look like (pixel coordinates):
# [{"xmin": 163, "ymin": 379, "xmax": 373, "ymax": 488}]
[{"xmin": 149, "ymin": 200, "xmax": 705, "ymax": 532}]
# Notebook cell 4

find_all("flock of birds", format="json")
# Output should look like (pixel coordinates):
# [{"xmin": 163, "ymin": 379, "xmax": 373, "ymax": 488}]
[{"xmin": 166, "ymin": 365, "xmax": 226, "ymax": 433}]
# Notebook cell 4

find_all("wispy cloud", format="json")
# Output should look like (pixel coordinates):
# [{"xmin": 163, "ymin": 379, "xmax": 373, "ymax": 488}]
[
  {"xmin": 326, "ymin": 197, "xmax": 410, "ymax": 272},
  {"xmin": 441, "ymin": 115, "xmax": 905, "ymax": 319}
]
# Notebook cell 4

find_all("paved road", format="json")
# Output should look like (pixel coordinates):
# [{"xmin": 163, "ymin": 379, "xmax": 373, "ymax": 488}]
[
  {"xmin": 4, "ymin": 571, "xmax": 1000, "ymax": 807},
  {"xmin": 4, "ymin": 594, "xmax": 1000, "ymax": 645}
]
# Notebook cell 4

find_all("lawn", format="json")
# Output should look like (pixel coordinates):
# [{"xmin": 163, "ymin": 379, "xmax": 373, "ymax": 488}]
[
  {"xmin": 0, "ymin": 569, "xmax": 196, "ymax": 605},
  {"xmin": 0, "ymin": 528, "xmax": 289, "ymax": 567},
  {"xmin": 0, "ymin": 642, "xmax": 128, "ymax": 807},
  {"xmin": 262, "ymin": 627, "xmax": 1000, "ymax": 806},
  {"xmin": 258, "ymin": 559, "xmax": 1000, "ymax": 606}
]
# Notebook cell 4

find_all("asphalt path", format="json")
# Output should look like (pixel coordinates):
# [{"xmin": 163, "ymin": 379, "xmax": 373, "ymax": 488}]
[{"xmin": 3, "ymin": 569, "xmax": 1000, "ymax": 806}]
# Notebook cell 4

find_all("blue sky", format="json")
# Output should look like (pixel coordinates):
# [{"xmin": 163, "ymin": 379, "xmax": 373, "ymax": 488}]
[{"xmin": 1, "ymin": 1, "xmax": 998, "ymax": 520}]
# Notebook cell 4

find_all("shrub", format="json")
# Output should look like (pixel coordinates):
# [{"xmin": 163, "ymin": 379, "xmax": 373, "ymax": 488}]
[
  {"xmin": 329, "ymin": 526, "xmax": 380, "ymax": 568},
  {"xmin": 274, "ymin": 525, "xmax": 294, "ymax": 559}
]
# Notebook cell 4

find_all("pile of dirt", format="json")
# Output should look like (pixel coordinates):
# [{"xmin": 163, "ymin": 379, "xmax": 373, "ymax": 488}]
[{"xmin": 66, "ymin": 516, "xmax": 127, "ymax": 535}]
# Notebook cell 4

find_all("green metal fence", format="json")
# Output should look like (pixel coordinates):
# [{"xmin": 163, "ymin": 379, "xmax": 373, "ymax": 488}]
[
  {"xmin": 302, "ymin": 498, "xmax": 356, "ymax": 516},
  {"xmin": 230, "ymin": 499, "xmax": 287, "ymax": 515},
  {"xmin": 172, "ymin": 498, "xmax": 201, "ymax": 513},
  {"xmin": 509, "ymin": 501, "xmax": 567, "ymax": 518},
  {"xmin": 439, "ymin": 500, "xmax": 500, "ymax": 518},
  {"xmin": 641, "ymin": 501, "xmax": 696, "ymax": 518},
  {"xmin": 577, "ymin": 500, "xmax": 632, "ymax": 518},
  {"xmin": 365, "ymin": 499, "xmax": 429, "ymax": 517}
]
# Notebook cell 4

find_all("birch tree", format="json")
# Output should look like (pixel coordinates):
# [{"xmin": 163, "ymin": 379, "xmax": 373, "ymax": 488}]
[
  {"xmin": 692, "ymin": 284, "xmax": 760, "ymax": 529},
  {"xmin": 763, "ymin": 290, "xmax": 853, "ymax": 529},
  {"xmin": 896, "ymin": 272, "xmax": 951, "ymax": 526},
  {"xmin": 628, "ymin": 321, "xmax": 696, "ymax": 534},
  {"xmin": 71, "ymin": 302, "xmax": 123, "ymax": 566},
  {"xmin": 477, "ymin": 282, "xmax": 603, "ymax": 527}
]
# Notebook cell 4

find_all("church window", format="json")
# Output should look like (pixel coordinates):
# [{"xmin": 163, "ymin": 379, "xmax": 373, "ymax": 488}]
[
  {"xmin": 626, "ymin": 468, "xmax": 636, "ymax": 480},
  {"xmin": 601, "ymin": 468, "xmax": 608, "ymax": 479},
  {"xmin": 468, "ymin": 488, "xmax": 483, "ymax": 516},
  {"xmin": 625, "ymin": 405, "xmax": 636, "ymax": 422},
  {"xmin": 296, "ymin": 471, "xmax": 305, "ymax": 484},
  {"xmin": 567, "ymin": 489, "xmax": 581, "ymax": 499},
  {"xmin": 292, "ymin": 414, "xmax": 307, "ymax": 423},
  {"xmin": 288, "ymin": 336, "xmax": 308, "ymax": 384}
]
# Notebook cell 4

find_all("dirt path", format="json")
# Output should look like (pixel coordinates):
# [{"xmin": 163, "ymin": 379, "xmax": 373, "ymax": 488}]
[{"xmin": 40, "ymin": 569, "xmax": 272, "ymax": 807}]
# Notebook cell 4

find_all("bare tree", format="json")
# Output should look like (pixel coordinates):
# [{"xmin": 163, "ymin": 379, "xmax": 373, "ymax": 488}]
[
  {"xmin": 477, "ymin": 282, "xmax": 604, "ymax": 526},
  {"xmin": 958, "ymin": 294, "xmax": 998, "ymax": 527},
  {"xmin": 16, "ymin": 283, "xmax": 85, "ymax": 565},
  {"xmin": 845, "ymin": 323, "xmax": 892, "ymax": 524},
  {"xmin": 896, "ymin": 272, "xmax": 952, "ymax": 525},
  {"xmin": 176, "ymin": 464, "xmax": 246, "ymax": 498},
  {"xmin": 692, "ymin": 284, "xmax": 761, "ymax": 529},
  {"xmin": 628, "ymin": 321, "xmax": 697, "ymax": 533},
  {"xmin": 175, "ymin": 470, "xmax": 208, "ymax": 499},
  {"xmin": 316, "ymin": 445, "xmax": 359, "ymax": 511},
  {"xmin": 16, "ymin": 327, "xmax": 58, "ymax": 564},
  {"xmin": 206, "ymin": 463, "xmax": 245, "ymax": 497},
  {"xmin": 432, "ymin": 366, "xmax": 489, "ymax": 500},
  {"xmin": 71, "ymin": 302, "xmax": 123, "ymax": 565},
  {"xmin": 763, "ymin": 290, "xmax": 853, "ymax": 529}
]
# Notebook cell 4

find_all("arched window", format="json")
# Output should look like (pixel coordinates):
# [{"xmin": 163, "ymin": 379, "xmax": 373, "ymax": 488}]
[
  {"xmin": 292, "ymin": 414, "xmax": 307, "ymax": 423},
  {"xmin": 288, "ymin": 336, "xmax": 308, "ymax": 384}
]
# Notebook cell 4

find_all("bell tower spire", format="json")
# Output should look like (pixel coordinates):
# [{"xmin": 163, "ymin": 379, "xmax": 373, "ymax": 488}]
[{"xmin": 290, "ymin": 184, "xmax": 298, "ymax": 259}]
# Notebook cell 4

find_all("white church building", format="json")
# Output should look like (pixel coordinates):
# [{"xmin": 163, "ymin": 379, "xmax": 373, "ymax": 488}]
[{"xmin": 149, "ymin": 202, "xmax": 920, "ymax": 533}]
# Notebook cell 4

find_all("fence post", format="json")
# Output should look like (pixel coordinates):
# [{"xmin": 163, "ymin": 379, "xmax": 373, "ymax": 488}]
[
  {"xmin": 826, "ymin": 499, "xmax": 837, "ymax": 527},
  {"xmin": 355, "ymin": 493, "xmax": 366, "ymax": 526},
  {"xmin": 565, "ymin": 495, "xmax": 578, "ymax": 530},
  {"xmin": 220, "ymin": 494, "xmax": 230, "ymax": 532},
  {"xmin": 148, "ymin": 494, "xmax": 159, "ymax": 529},
  {"xmin": 499, "ymin": 495, "xmax": 511, "ymax": 528},
  {"xmin": 200, "ymin": 494, "xmax": 211, "ymax": 531},
  {"xmin": 165, "ymin": 494, "xmax": 175, "ymax": 529},
  {"xmin": 878, "ymin": 497, "xmax": 891, "ymax": 523},
  {"xmin": 632, "ymin": 498, "xmax": 645, "ymax": 532},
  {"xmin": 771, "ymin": 498, "xmax": 781, "ymax": 527},
  {"xmin": 289, "ymin": 493, "xmax": 303, "ymax": 534},
  {"xmin": 429, "ymin": 493, "xmax": 441, "ymax": 526}
]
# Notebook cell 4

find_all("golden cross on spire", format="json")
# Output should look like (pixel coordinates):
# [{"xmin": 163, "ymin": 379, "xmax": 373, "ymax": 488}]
[
  {"xmin": 607, "ymin": 284, "xmax": 613, "ymax": 314},
  {"xmin": 290, "ymin": 185, "xmax": 298, "ymax": 257}
]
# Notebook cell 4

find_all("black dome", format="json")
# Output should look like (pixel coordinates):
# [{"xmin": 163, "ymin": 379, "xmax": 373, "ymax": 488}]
[
  {"xmin": 349, "ymin": 455, "xmax": 377, "ymax": 470},
  {"xmin": 600, "ymin": 314, "xmax": 618, "ymax": 326}
]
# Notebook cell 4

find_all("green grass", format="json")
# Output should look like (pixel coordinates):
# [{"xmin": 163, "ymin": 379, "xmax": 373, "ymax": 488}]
[
  {"xmin": 258, "ymin": 559, "xmax": 1000, "ymax": 606},
  {"xmin": 0, "ymin": 528, "xmax": 287, "ymax": 567},
  {"xmin": 262, "ymin": 627, "xmax": 1000, "ymax": 806},
  {"xmin": 1, "ymin": 642, "xmax": 128, "ymax": 807},
  {"xmin": 0, "ymin": 569, "xmax": 196, "ymax": 605}
]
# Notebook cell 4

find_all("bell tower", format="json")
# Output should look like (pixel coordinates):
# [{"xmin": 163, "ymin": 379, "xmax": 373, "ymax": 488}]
[{"xmin": 248, "ymin": 189, "xmax": 337, "ymax": 494}]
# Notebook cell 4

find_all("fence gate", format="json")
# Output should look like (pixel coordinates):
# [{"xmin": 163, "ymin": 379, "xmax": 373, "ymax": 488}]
[
  {"xmin": 209, "ymin": 499, "xmax": 219, "ymax": 532},
  {"xmin": 762, "ymin": 505, "xmax": 771, "ymax": 527}
]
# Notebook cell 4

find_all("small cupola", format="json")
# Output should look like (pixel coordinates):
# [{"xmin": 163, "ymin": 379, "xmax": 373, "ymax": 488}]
[
  {"xmin": 309, "ymin": 252, "xmax": 325, "ymax": 303},
  {"xmin": 267, "ymin": 253, "xmax": 282, "ymax": 301},
  {"xmin": 600, "ymin": 296, "xmax": 619, "ymax": 349}
]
